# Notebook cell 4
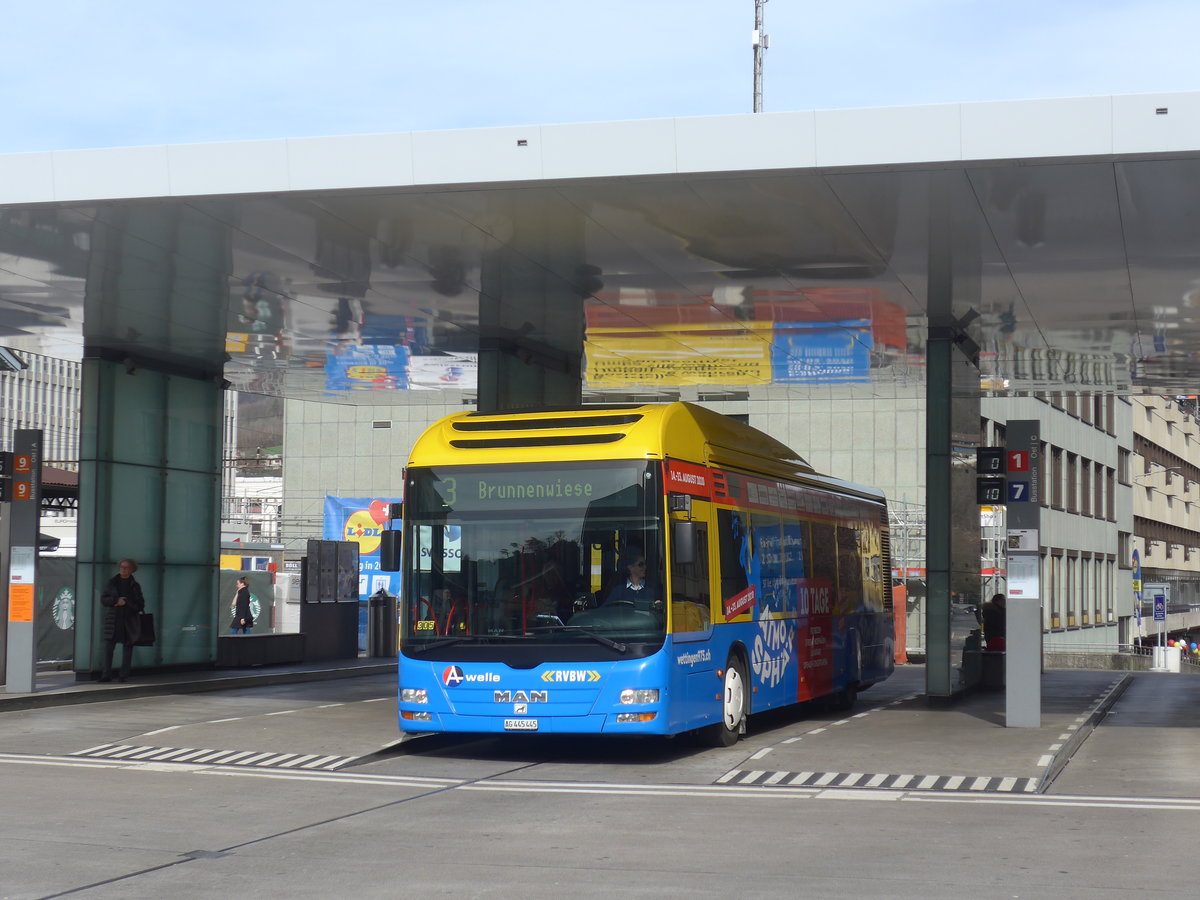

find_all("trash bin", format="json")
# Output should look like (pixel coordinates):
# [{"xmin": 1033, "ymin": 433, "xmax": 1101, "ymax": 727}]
[{"xmin": 368, "ymin": 589, "xmax": 397, "ymax": 657}]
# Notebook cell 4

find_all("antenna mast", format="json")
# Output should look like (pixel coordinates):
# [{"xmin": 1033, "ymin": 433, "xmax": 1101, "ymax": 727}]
[{"xmin": 752, "ymin": 0, "xmax": 769, "ymax": 113}]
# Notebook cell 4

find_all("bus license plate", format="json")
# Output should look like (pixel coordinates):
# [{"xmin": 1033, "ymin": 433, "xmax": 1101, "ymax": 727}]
[{"xmin": 504, "ymin": 718, "xmax": 538, "ymax": 731}]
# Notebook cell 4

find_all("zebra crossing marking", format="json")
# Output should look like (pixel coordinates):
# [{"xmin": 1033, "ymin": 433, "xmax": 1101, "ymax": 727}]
[
  {"xmin": 721, "ymin": 768, "xmax": 1039, "ymax": 793},
  {"xmin": 70, "ymin": 743, "xmax": 356, "ymax": 771}
]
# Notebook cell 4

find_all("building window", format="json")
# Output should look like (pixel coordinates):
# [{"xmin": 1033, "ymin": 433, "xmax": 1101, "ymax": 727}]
[
  {"xmin": 1051, "ymin": 447, "xmax": 1064, "ymax": 509},
  {"xmin": 1080, "ymin": 461, "xmax": 1091, "ymax": 517}
]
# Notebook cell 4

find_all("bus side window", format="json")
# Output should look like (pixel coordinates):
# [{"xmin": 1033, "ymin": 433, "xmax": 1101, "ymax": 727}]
[
  {"xmin": 810, "ymin": 521, "xmax": 837, "ymax": 588},
  {"xmin": 671, "ymin": 522, "xmax": 710, "ymax": 633},
  {"xmin": 715, "ymin": 508, "xmax": 748, "ymax": 603}
]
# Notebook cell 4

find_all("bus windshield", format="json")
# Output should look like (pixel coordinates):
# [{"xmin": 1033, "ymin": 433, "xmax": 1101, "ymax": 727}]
[{"xmin": 402, "ymin": 460, "xmax": 665, "ymax": 655}]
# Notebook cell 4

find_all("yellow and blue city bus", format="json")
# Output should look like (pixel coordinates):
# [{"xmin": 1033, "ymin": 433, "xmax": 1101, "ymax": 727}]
[{"xmin": 395, "ymin": 402, "xmax": 894, "ymax": 745}]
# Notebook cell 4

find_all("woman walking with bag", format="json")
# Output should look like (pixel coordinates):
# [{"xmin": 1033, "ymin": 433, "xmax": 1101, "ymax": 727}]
[
  {"xmin": 99, "ymin": 558, "xmax": 145, "ymax": 682},
  {"xmin": 231, "ymin": 576, "xmax": 255, "ymax": 634}
]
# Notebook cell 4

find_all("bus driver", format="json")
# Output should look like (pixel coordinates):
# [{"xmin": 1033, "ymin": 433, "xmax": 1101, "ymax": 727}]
[{"xmin": 605, "ymin": 550, "xmax": 662, "ymax": 613}]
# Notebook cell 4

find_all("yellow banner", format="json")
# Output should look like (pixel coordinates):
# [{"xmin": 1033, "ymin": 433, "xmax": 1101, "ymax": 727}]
[{"xmin": 586, "ymin": 322, "xmax": 773, "ymax": 387}]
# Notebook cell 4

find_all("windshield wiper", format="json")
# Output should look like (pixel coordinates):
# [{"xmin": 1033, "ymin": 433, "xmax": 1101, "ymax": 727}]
[
  {"xmin": 527, "ymin": 625, "xmax": 628, "ymax": 652},
  {"xmin": 409, "ymin": 634, "xmax": 531, "ymax": 652}
]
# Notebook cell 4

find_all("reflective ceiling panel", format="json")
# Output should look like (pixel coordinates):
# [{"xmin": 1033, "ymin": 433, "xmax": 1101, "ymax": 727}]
[{"xmin": 3, "ymin": 152, "xmax": 1200, "ymax": 402}]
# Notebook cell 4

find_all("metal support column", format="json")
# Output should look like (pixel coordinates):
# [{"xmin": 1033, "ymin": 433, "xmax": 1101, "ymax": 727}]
[{"xmin": 925, "ymin": 172, "xmax": 983, "ymax": 700}]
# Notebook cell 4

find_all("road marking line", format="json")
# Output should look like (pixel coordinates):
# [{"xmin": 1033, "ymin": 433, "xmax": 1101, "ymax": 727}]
[
  {"xmin": 107, "ymin": 746, "xmax": 153, "ymax": 758},
  {"xmin": 174, "ymin": 749, "xmax": 217, "ymax": 762},
  {"xmin": 301, "ymin": 755, "xmax": 341, "ymax": 769},
  {"xmin": 72, "ymin": 744, "xmax": 115, "ymax": 755},
  {"xmin": 237, "ymin": 752, "xmax": 278, "ymax": 766},
  {"xmin": 192, "ymin": 749, "xmax": 235, "ymax": 764},
  {"xmin": 279, "ymin": 754, "xmax": 321, "ymax": 768},
  {"xmin": 8, "ymin": 753, "xmax": 1196, "ymax": 810},
  {"xmin": 255, "ymin": 753, "xmax": 297, "ymax": 767},
  {"xmin": 88, "ymin": 745, "xmax": 133, "ymax": 757}
]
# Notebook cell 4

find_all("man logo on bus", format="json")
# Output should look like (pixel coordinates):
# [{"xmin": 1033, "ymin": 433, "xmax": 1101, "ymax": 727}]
[{"xmin": 443, "ymin": 665, "xmax": 465, "ymax": 687}]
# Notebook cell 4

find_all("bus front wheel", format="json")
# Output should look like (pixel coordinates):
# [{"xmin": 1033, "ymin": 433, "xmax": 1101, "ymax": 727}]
[{"xmin": 703, "ymin": 656, "xmax": 748, "ymax": 747}]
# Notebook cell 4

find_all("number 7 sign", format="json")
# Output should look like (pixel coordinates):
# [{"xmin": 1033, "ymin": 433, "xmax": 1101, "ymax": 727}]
[{"xmin": 1008, "ymin": 481, "xmax": 1029, "ymax": 502}]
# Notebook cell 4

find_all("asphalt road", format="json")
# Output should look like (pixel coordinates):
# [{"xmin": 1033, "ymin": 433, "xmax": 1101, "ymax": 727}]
[{"xmin": 1, "ymin": 666, "xmax": 1196, "ymax": 899}]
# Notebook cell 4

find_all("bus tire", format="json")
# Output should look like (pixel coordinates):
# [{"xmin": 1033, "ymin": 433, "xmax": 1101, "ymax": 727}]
[
  {"xmin": 828, "ymin": 633, "xmax": 862, "ymax": 712},
  {"xmin": 703, "ymin": 655, "xmax": 748, "ymax": 747},
  {"xmin": 828, "ymin": 685, "xmax": 857, "ymax": 712}
]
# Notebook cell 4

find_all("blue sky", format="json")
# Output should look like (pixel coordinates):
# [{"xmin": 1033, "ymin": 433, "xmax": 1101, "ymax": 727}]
[{"xmin": 4, "ymin": 1, "xmax": 1199, "ymax": 152}]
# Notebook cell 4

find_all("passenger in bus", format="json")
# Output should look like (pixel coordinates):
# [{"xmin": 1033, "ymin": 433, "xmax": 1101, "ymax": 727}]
[{"xmin": 604, "ymin": 550, "xmax": 661, "ymax": 613}]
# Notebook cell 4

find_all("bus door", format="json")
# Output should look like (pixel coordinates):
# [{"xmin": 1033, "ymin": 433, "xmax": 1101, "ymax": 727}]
[{"xmin": 667, "ymin": 494, "xmax": 716, "ymax": 731}]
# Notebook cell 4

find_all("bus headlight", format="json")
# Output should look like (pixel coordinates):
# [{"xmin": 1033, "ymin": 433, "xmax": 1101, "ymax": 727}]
[
  {"xmin": 401, "ymin": 688, "xmax": 428, "ymax": 704},
  {"xmin": 619, "ymin": 689, "xmax": 659, "ymax": 705},
  {"xmin": 401, "ymin": 710, "xmax": 433, "ymax": 722}
]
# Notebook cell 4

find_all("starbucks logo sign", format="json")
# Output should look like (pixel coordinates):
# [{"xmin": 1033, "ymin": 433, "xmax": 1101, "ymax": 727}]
[{"xmin": 52, "ymin": 588, "xmax": 75, "ymax": 629}]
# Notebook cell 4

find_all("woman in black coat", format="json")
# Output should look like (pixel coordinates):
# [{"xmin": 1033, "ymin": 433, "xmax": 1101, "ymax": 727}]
[
  {"xmin": 231, "ymin": 576, "xmax": 255, "ymax": 634},
  {"xmin": 100, "ymin": 558, "xmax": 145, "ymax": 682}
]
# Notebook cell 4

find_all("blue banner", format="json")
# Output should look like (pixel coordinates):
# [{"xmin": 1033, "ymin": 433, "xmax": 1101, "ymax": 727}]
[
  {"xmin": 771, "ymin": 319, "xmax": 872, "ymax": 383},
  {"xmin": 324, "ymin": 345, "xmax": 410, "ymax": 392}
]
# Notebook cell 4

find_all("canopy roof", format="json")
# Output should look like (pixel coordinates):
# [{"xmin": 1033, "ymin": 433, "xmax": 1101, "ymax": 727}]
[{"xmin": 2, "ymin": 91, "xmax": 1199, "ymax": 401}]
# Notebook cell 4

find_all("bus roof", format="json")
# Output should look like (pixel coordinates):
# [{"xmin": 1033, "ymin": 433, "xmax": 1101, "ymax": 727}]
[{"xmin": 407, "ymin": 402, "xmax": 886, "ymax": 504}]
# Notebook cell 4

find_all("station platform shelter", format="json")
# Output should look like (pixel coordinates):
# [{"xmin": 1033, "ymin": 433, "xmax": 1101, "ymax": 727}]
[{"xmin": 2, "ymin": 90, "xmax": 1200, "ymax": 702}]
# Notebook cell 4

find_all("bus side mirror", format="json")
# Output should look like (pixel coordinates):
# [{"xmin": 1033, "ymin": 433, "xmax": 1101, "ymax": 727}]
[
  {"xmin": 672, "ymin": 520, "xmax": 696, "ymax": 566},
  {"xmin": 380, "ymin": 530, "xmax": 401, "ymax": 571}
]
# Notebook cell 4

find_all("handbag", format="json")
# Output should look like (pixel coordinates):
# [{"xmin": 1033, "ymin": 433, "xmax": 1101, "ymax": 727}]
[{"xmin": 135, "ymin": 612, "xmax": 156, "ymax": 646}]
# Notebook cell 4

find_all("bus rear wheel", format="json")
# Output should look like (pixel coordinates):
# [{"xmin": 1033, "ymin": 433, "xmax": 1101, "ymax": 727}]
[{"xmin": 702, "ymin": 657, "xmax": 747, "ymax": 747}]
